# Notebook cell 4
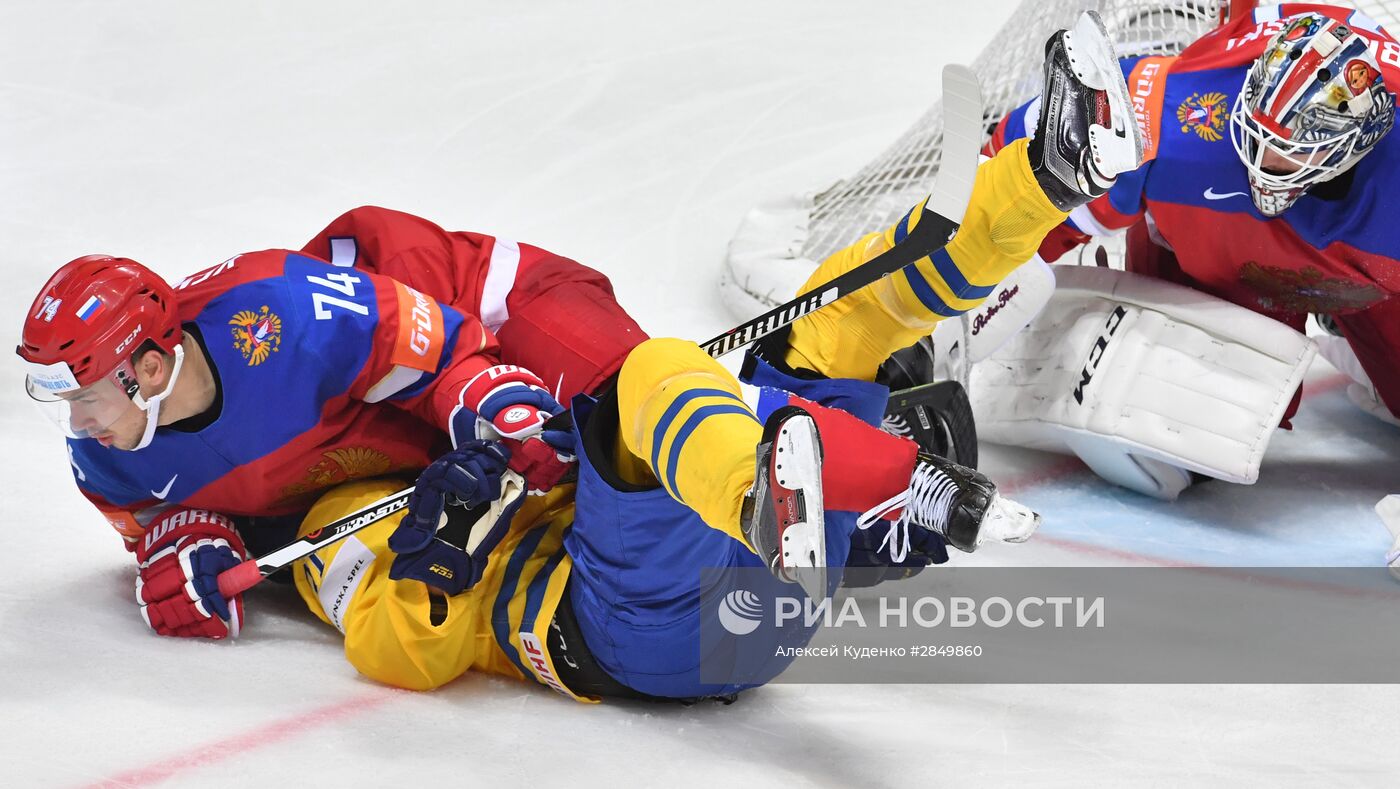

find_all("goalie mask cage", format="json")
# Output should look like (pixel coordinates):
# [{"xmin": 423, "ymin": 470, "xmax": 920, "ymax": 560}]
[{"xmin": 719, "ymin": 0, "xmax": 1400, "ymax": 316}]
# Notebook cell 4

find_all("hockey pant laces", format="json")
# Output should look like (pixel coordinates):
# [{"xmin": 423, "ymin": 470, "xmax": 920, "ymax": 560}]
[{"xmin": 854, "ymin": 464, "xmax": 958, "ymax": 563}]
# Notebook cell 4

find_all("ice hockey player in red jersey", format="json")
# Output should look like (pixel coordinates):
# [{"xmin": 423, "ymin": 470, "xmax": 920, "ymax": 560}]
[
  {"xmin": 973, "ymin": 3, "xmax": 1400, "ymax": 501},
  {"xmin": 17, "ymin": 12, "xmax": 1140, "ymax": 699},
  {"xmin": 18, "ymin": 209, "xmax": 648, "ymax": 637}
]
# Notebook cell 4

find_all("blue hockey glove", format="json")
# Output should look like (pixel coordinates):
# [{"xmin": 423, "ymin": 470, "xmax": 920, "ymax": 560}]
[{"xmin": 388, "ymin": 440, "xmax": 512, "ymax": 595}]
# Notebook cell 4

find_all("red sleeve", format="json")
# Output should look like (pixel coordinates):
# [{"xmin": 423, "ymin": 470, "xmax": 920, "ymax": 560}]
[
  {"xmin": 298, "ymin": 205, "xmax": 492, "ymax": 310},
  {"xmin": 80, "ymin": 487, "xmax": 149, "ymax": 550},
  {"xmin": 339, "ymin": 264, "xmax": 503, "ymax": 435},
  {"xmin": 76, "ymin": 487, "xmax": 224, "ymax": 559},
  {"xmin": 1336, "ymin": 297, "xmax": 1400, "ymax": 418}
]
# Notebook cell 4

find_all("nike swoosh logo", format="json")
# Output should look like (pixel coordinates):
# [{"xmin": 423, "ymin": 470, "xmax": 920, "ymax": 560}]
[
  {"xmin": 1203, "ymin": 188, "xmax": 1248, "ymax": 201},
  {"xmin": 151, "ymin": 474, "xmax": 178, "ymax": 500}
]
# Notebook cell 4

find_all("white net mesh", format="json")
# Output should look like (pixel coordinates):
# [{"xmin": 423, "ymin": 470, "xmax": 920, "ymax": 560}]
[{"xmin": 721, "ymin": 0, "xmax": 1400, "ymax": 312}]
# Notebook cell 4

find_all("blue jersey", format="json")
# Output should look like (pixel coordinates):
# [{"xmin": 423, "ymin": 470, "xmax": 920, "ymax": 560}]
[{"xmin": 71, "ymin": 248, "xmax": 497, "ymax": 548}]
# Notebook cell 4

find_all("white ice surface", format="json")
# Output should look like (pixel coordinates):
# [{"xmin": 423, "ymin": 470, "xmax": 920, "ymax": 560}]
[{"xmin": 3, "ymin": 2, "xmax": 1400, "ymax": 787}]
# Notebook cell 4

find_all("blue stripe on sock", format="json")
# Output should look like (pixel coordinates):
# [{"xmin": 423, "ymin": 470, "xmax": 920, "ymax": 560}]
[
  {"xmin": 900, "ymin": 264, "xmax": 967, "ymax": 318},
  {"xmin": 894, "ymin": 206, "xmax": 915, "ymax": 244},
  {"xmin": 650, "ymin": 388, "xmax": 745, "ymax": 488},
  {"xmin": 929, "ymin": 247, "xmax": 994, "ymax": 300},
  {"xmin": 664, "ymin": 404, "xmax": 759, "ymax": 500}
]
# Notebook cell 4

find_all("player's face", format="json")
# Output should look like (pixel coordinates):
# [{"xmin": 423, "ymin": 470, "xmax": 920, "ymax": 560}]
[
  {"xmin": 80, "ymin": 396, "xmax": 147, "ymax": 449},
  {"xmin": 59, "ymin": 349, "xmax": 168, "ymax": 450},
  {"xmin": 1259, "ymin": 145, "xmax": 1328, "ymax": 176}
]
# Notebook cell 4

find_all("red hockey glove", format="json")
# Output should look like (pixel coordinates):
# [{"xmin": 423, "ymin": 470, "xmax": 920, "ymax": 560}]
[
  {"xmin": 134, "ymin": 509, "xmax": 247, "ymax": 639},
  {"xmin": 451, "ymin": 365, "xmax": 564, "ymax": 444},
  {"xmin": 504, "ymin": 428, "xmax": 577, "ymax": 494}
]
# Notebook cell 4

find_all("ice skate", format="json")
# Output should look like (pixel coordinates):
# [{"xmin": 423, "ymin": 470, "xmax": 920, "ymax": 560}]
[
  {"xmin": 740, "ymin": 406, "xmax": 828, "ymax": 599},
  {"xmin": 1030, "ymin": 10, "xmax": 1143, "ymax": 210},
  {"xmin": 858, "ymin": 451, "xmax": 1040, "ymax": 556},
  {"xmin": 877, "ymin": 336, "xmax": 979, "ymax": 469}
]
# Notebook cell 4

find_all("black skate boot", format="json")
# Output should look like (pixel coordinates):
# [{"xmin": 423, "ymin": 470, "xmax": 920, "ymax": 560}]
[
  {"xmin": 858, "ymin": 452, "xmax": 1039, "ymax": 555},
  {"xmin": 1029, "ymin": 10, "xmax": 1143, "ymax": 211},
  {"xmin": 877, "ymin": 337, "xmax": 979, "ymax": 469},
  {"xmin": 740, "ymin": 405, "xmax": 827, "ymax": 600}
]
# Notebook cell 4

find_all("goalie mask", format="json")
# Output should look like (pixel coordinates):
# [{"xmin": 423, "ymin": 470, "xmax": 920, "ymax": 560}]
[
  {"xmin": 17, "ymin": 255, "xmax": 185, "ymax": 450},
  {"xmin": 1229, "ymin": 13, "xmax": 1396, "ymax": 216}
]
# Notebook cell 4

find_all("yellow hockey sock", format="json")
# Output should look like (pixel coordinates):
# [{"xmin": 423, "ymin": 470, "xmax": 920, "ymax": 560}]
[
  {"xmin": 614, "ymin": 337, "xmax": 762, "ymax": 547},
  {"xmin": 785, "ymin": 137, "xmax": 1068, "ymax": 380}
]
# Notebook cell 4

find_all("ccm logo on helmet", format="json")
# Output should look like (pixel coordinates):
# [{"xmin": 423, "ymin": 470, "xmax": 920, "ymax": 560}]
[{"xmin": 114, "ymin": 324, "xmax": 144, "ymax": 356}]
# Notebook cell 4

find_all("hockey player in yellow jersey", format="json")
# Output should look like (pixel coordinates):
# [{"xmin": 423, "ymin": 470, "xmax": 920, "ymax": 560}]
[{"xmin": 288, "ymin": 12, "xmax": 1142, "ymax": 701}]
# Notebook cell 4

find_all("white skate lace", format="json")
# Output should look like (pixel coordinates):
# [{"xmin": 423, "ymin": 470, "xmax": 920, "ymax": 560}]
[
  {"xmin": 881, "ymin": 413, "xmax": 913, "ymax": 438},
  {"xmin": 855, "ymin": 462, "xmax": 957, "ymax": 563}
]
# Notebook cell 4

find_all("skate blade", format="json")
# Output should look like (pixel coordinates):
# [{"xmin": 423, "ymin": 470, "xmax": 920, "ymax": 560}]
[
  {"xmin": 981, "ymin": 493, "xmax": 1042, "ymax": 545},
  {"xmin": 772, "ymin": 415, "xmax": 828, "ymax": 599},
  {"xmin": 1065, "ymin": 10, "xmax": 1143, "ymax": 177}
]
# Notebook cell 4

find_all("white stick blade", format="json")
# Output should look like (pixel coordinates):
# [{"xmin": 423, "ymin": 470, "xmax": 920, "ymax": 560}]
[{"xmin": 926, "ymin": 64, "xmax": 984, "ymax": 226}]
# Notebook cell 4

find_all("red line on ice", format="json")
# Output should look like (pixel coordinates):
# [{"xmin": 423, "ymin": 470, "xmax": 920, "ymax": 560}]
[{"xmin": 81, "ymin": 689, "xmax": 401, "ymax": 789}]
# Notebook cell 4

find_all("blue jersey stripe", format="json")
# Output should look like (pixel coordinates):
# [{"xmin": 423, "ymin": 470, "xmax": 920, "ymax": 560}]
[
  {"xmin": 519, "ymin": 542, "xmax": 569, "ymax": 637},
  {"xmin": 894, "ymin": 206, "xmax": 916, "ymax": 245},
  {"xmin": 491, "ymin": 526, "xmax": 550, "ymax": 679}
]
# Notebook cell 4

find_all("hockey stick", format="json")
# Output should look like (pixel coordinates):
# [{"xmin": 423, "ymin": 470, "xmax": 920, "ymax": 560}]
[
  {"xmin": 217, "ymin": 487, "xmax": 412, "ymax": 598},
  {"xmin": 700, "ymin": 65, "xmax": 981, "ymax": 357},
  {"xmin": 217, "ymin": 64, "xmax": 985, "ymax": 601}
]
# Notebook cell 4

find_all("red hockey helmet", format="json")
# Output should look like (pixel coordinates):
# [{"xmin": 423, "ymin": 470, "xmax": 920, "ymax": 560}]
[{"xmin": 18, "ymin": 256, "xmax": 184, "ymax": 443}]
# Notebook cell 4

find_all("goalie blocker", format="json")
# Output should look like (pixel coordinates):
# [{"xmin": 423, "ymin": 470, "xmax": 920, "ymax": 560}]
[{"xmin": 965, "ymin": 265, "xmax": 1316, "ymax": 500}]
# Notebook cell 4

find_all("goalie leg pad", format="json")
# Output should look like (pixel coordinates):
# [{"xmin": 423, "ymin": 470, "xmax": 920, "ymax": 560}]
[{"xmin": 970, "ymin": 266, "xmax": 1317, "ymax": 498}]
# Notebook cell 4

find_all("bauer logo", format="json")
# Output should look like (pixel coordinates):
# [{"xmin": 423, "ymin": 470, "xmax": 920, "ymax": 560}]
[{"xmin": 718, "ymin": 589, "xmax": 764, "ymax": 635}]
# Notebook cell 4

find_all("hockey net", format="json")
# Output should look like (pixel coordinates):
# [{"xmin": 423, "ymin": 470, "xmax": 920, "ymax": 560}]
[{"xmin": 719, "ymin": 0, "xmax": 1400, "ymax": 316}]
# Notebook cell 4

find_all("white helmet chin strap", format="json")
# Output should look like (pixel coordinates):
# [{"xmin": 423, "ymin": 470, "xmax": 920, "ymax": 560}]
[{"xmin": 131, "ymin": 344, "xmax": 185, "ymax": 451}]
